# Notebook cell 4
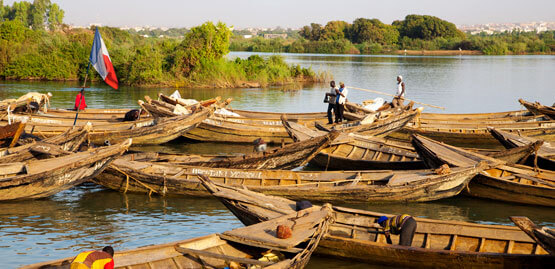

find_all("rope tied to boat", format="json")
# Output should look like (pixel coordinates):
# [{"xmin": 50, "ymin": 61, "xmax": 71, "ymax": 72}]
[{"xmin": 111, "ymin": 165, "xmax": 159, "ymax": 196}]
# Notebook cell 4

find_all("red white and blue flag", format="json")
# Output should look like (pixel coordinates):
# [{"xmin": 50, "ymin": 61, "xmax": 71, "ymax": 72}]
[{"xmin": 89, "ymin": 28, "xmax": 118, "ymax": 89}]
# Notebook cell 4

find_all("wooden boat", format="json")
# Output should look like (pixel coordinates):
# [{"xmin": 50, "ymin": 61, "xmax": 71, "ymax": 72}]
[
  {"xmin": 95, "ymin": 157, "xmax": 484, "ymax": 202},
  {"xmin": 128, "ymin": 130, "xmax": 339, "ymax": 170},
  {"xmin": 0, "ymin": 124, "xmax": 91, "ymax": 163},
  {"xmin": 510, "ymin": 216, "xmax": 555, "ymax": 255},
  {"xmin": 0, "ymin": 139, "xmax": 131, "ymax": 201},
  {"xmin": 282, "ymin": 118, "xmax": 536, "ymax": 171},
  {"xmin": 1, "ymin": 108, "xmax": 212, "ymax": 145},
  {"xmin": 282, "ymin": 118, "xmax": 425, "ymax": 170},
  {"xmin": 22, "ymin": 206, "xmax": 332, "ymax": 269},
  {"xmin": 198, "ymin": 176, "xmax": 554, "ymax": 268},
  {"xmin": 411, "ymin": 134, "xmax": 555, "ymax": 207},
  {"xmin": 519, "ymin": 99, "xmax": 555, "ymax": 120},
  {"xmin": 389, "ymin": 118, "xmax": 555, "ymax": 148},
  {"xmin": 489, "ymin": 127, "xmax": 555, "ymax": 170},
  {"xmin": 315, "ymin": 107, "xmax": 421, "ymax": 137}
]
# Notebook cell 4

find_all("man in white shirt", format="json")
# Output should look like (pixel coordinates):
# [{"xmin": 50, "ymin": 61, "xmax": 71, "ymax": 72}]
[
  {"xmin": 334, "ymin": 82, "xmax": 348, "ymax": 123},
  {"xmin": 392, "ymin": 75, "xmax": 405, "ymax": 108}
]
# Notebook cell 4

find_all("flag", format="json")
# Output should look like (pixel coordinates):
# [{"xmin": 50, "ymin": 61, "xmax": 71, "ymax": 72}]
[{"xmin": 89, "ymin": 28, "xmax": 118, "ymax": 89}]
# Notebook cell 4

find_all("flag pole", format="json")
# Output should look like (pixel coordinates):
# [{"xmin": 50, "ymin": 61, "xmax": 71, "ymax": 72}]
[{"xmin": 73, "ymin": 62, "xmax": 91, "ymax": 126}]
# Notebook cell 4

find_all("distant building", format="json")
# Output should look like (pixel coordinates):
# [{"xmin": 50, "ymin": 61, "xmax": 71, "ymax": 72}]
[
  {"xmin": 263, "ymin": 33, "xmax": 287, "ymax": 39},
  {"xmin": 243, "ymin": 35, "xmax": 253, "ymax": 39}
]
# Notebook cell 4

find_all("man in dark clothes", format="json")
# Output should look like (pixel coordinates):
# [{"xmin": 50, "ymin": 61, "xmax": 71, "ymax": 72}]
[
  {"xmin": 325, "ymin": 81, "xmax": 337, "ymax": 124},
  {"xmin": 377, "ymin": 214, "xmax": 417, "ymax": 246}
]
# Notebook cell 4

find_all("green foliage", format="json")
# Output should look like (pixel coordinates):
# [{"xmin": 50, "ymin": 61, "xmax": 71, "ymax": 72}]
[
  {"xmin": 174, "ymin": 21, "xmax": 231, "ymax": 76},
  {"xmin": 47, "ymin": 3, "xmax": 63, "ymax": 30},
  {"xmin": 394, "ymin": 15, "xmax": 465, "ymax": 40},
  {"xmin": 0, "ymin": 19, "xmax": 28, "ymax": 42},
  {"xmin": 29, "ymin": 0, "xmax": 50, "ymax": 30}
]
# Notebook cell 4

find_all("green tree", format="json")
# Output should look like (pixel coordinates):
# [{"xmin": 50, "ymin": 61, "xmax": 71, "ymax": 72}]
[
  {"xmin": 47, "ymin": 3, "xmax": 63, "ymax": 30},
  {"xmin": 29, "ymin": 0, "xmax": 50, "ymax": 30},
  {"xmin": 348, "ymin": 18, "xmax": 398, "ymax": 45},
  {"xmin": 6, "ymin": 1, "xmax": 32, "ymax": 27},
  {"xmin": 322, "ymin": 20, "xmax": 349, "ymax": 40},
  {"xmin": 172, "ymin": 21, "xmax": 231, "ymax": 76},
  {"xmin": 393, "ymin": 15, "xmax": 464, "ymax": 40}
]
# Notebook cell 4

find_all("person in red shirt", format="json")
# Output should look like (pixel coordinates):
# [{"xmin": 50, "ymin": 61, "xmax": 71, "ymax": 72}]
[
  {"xmin": 70, "ymin": 246, "xmax": 114, "ymax": 269},
  {"xmin": 75, "ymin": 89, "xmax": 87, "ymax": 111}
]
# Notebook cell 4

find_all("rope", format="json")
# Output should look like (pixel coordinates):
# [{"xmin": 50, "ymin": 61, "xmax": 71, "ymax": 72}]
[
  {"xmin": 349, "ymin": 86, "xmax": 445, "ymax": 110},
  {"xmin": 111, "ymin": 165, "xmax": 159, "ymax": 195}
]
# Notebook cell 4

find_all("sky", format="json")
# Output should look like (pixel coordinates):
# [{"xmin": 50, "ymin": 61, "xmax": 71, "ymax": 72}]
[{"xmin": 4, "ymin": 0, "xmax": 555, "ymax": 28}]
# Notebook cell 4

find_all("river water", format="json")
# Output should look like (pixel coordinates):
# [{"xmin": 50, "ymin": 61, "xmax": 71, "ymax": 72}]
[{"xmin": 0, "ymin": 53, "xmax": 554, "ymax": 268}]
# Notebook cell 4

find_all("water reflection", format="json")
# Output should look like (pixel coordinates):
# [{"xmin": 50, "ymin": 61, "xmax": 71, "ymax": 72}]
[{"xmin": 0, "ymin": 184, "xmax": 241, "ymax": 268}]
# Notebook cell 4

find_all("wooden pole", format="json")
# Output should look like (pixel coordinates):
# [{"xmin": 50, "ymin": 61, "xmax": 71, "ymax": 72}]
[{"xmin": 348, "ymin": 86, "xmax": 446, "ymax": 110}]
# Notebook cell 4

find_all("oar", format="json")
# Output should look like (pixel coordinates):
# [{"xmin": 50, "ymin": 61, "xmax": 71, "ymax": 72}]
[{"xmin": 348, "ymin": 86, "xmax": 446, "ymax": 110}]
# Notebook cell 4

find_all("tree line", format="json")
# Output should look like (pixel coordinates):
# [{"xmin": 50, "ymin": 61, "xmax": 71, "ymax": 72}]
[
  {"xmin": 0, "ymin": 1, "xmax": 318, "ymax": 87},
  {"xmin": 231, "ymin": 15, "xmax": 554, "ymax": 55}
]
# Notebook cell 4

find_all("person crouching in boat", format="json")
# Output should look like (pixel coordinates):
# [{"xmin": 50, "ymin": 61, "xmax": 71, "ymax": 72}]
[
  {"xmin": 70, "ymin": 246, "xmax": 114, "ymax": 269},
  {"xmin": 377, "ymin": 214, "xmax": 416, "ymax": 246},
  {"xmin": 75, "ymin": 89, "xmax": 87, "ymax": 111},
  {"xmin": 391, "ymin": 75, "xmax": 405, "ymax": 108}
]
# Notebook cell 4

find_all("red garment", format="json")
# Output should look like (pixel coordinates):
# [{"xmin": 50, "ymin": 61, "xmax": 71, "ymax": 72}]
[{"xmin": 75, "ymin": 93, "xmax": 87, "ymax": 110}]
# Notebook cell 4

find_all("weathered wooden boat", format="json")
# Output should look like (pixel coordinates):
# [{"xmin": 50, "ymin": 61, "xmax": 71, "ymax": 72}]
[
  {"xmin": 389, "ymin": 118, "xmax": 555, "ymax": 148},
  {"xmin": 127, "ymin": 130, "xmax": 339, "ymax": 170},
  {"xmin": 198, "ymin": 176, "xmax": 554, "ymax": 268},
  {"xmin": 0, "ymin": 124, "xmax": 91, "ymax": 163},
  {"xmin": 490, "ymin": 127, "xmax": 555, "ymax": 170},
  {"xmin": 0, "ymin": 139, "xmax": 131, "ymax": 201},
  {"xmin": 282, "ymin": 118, "xmax": 536, "ymax": 170},
  {"xmin": 22, "ymin": 206, "xmax": 332, "ymax": 269},
  {"xmin": 315, "ymin": 107, "xmax": 422, "ymax": 137},
  {"xmin": 95, "ymin": 156, "xmax": 483, "ymax": 202},
  {"xmin": 282, "ymin": 118, "xmax": 425, "ymax": 170},
  {"xmin": 1, "ymin": 107, "xmax": 212, "ymax": 145},
  {"xmin": 411, "ymin": 134, "xmax": 555, "ymax": 207},
  {"xmin": 519, "ymin": 99, "xmax": 555, "ymax": 120},
  {"xmin": 510, "ymin": 216, "xmax": 555, "ymax": 255}
]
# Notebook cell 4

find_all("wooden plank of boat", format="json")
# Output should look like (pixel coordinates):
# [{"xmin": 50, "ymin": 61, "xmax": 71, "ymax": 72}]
[
  {"xmin": 95, "ymin": 158, "xmax": 483, "ymax": 203},
  {"xmin": 510, "ymin": 216, "xmax": 555, "ymax": 255},
  {"xmin": 519, "ymin": 99, "xmax": 555, "ymax": 120},
  {"xmin": 411, "ymin": 134, "xmax": 555, "ymax": 207},
  {"xmin": 21, "ymin": 205, "xmax": 332, "ymax": 269},
  {"xmin": 0, "ymin": 122, "xmax": 23, "ymax": 140},
  {"xmin": 198, "ymin": 176, "xmax": 554, "ymax": 268},
  {"xmin": 0, "ymin": 123, "xmax": 91, "ymax": 163},
  {"xmin": 489, "ymin": 127, "xmax": 555, "ymax": 170},
  {"xmin": 0, "ymin": 139, "xmax": 131, "ymax": 201}
]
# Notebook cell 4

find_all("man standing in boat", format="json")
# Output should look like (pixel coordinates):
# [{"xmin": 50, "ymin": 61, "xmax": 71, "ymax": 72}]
[
  {"xmin": 392, "ymin": 75, "xmax": 405, "ymax": 108},
  {"xmin": 325, "ymin": 80, "xmax": 337, "ymax": 124},
  {"xmin": 376, "ymin": 214, "xmax": 417, "ymax": 246},
  {"xmin": 334, "ymin": 82, "xmax": 348, "ymax": 123}
]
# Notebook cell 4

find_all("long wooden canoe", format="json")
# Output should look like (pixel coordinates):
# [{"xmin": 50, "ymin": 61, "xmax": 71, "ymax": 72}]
[
  {"xmin": 489, "ymin": 127, "xmax": 555, "ymax": 170},
  {"xmin": 126, "ymin": 130, "xmax": 339, "ymax": 170},
  {"xmin": 510, "ymin": 216, "xmax": 555, "ymax": 255},
  {"xmin": 0, "ymin": 124, "xmax": 91, "ymax": 163},
  {"xmin": 22, "ymin": 206, "xmax": 332, "ymax": 269},
  {"xmin": 389, "ymin": 118, "xmax": 555, "ymax": 148},
  {"xmin": 282, "ymin": 118, "xmax": 535, "ymax": 171},
  {"xmin": 0, "ymin": 139, "xmax": 131, "ymax": 201},
  {"xmin": 519, "ymin": 99, "xmax": 555, "ymax": 120},
  {"xmin": 411, "ymin": 134, "xmax": 555, "ymax": 207},
  {"xmin": 198, "ymin": 176, "xmax": 554, "ymax": 268},
  {"xmin": 1, "ymin": 108, "xmax": 212, "ymax": 145},
  {"xmin": 283, "ymin": 118, "xmax": 424, "ymax": 170},
  {"xmin": 95, "ymin": 158, "xmax": 483, "ymax": 202}
]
